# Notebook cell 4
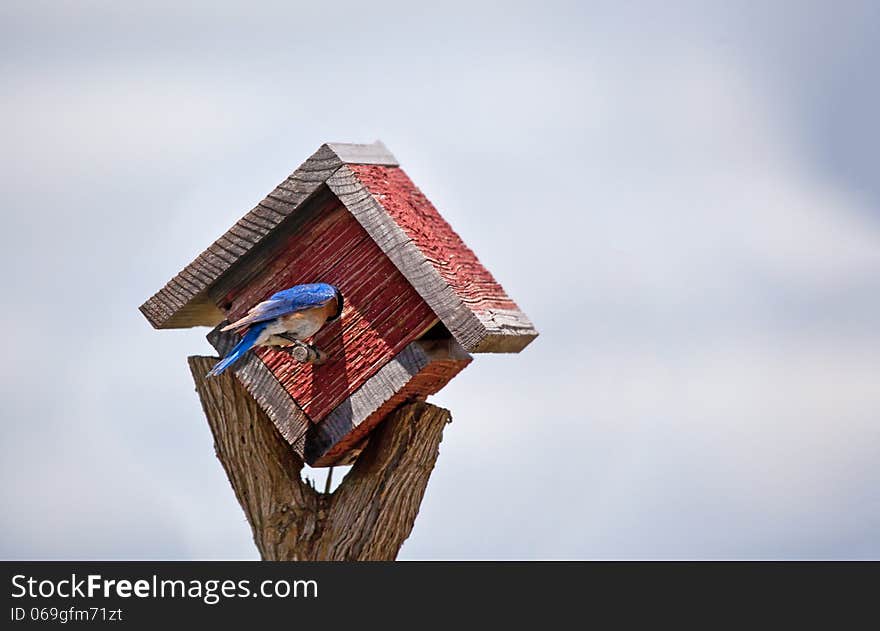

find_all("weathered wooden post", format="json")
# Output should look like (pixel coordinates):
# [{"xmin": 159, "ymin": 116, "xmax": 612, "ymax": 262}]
[{"xmin": 140, "ymin": 141, "xmax": 537, "ymax": 560}]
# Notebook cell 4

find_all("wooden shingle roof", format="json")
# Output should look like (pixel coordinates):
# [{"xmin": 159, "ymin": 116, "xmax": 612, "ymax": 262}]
[{"xmin": 140, "ymin": 141, "xmax": 536, "ymax": 353}]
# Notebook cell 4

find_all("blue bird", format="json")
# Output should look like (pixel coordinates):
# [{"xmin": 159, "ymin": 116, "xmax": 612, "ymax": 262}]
[{"xmin": 207, "ymin": 283, "xmax": 343, "ymax": 377}]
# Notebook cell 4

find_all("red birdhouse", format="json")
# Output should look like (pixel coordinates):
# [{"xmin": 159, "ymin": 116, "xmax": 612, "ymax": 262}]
[{"xmin": 141, "ymin": 141, "xmax": 537, "ymax": 466}]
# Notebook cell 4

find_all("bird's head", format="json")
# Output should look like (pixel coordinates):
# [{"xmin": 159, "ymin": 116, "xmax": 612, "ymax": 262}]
[{"xmin": 327, "ymin": 286, "xmax": 344, "ymax": 322}]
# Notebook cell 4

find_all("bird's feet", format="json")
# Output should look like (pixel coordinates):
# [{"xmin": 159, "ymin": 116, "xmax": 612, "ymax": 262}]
[{"xmin": 284, "ymin": 340, "xmax": 327, "ymax": 364}]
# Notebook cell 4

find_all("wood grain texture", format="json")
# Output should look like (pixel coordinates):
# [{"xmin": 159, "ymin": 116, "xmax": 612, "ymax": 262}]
[
  {"xmin": 349, "ymin": 164, "xmax": 538, "ymax": 352},
  {"xmin": 141, "ymin": 142, "xmax": 394, "ymax": 330},
  {"xmin": 328, "ymin": 164, "xmax": 538, "ymax": 352},
  {"xmin": 205, "ymin": 187, "xmax": 341, "ymax": 310},
  {"xmin": 218, "ymin": 198, "xmax": 438, "ymax": 423},
  {"xmin": 141, "ymin": 145, "xmax": 343, "ymax": 329},
  {"xmin": 350, "ymin": 165, "xmax": 517, "ymax": 313},
  {"xmin": 305, "ymin": 338, "xmax": 471, "ymax": 466},
  {"xmin": 326, "ymin": 165, "xmax": 487, "ymax": 350},
  {"xmin": 141, "ymin": 140, "xmax": 537, "ymax": 354},
  {"xmin": 189, "ymin": 355, "xmax": 450, "ymax": 561},
  {"xmin": 207, "ymin": 325, "xmax": 310, "ymax": 456}
]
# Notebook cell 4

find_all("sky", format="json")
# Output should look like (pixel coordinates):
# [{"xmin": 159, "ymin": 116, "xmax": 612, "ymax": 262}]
[{"xmin": 1, "ymin": 1, "xmax": 879, "ymax": 559}]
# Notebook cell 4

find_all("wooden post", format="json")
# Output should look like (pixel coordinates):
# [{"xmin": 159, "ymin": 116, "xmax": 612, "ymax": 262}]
[{"xmin": 188, "ymin": 355, "xmax": 451, "ymax": 561}]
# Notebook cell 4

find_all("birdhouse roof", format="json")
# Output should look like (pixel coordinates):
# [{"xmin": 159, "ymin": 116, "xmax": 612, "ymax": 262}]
[
  {"xmin": 140, "ymin": 141, "xmax": 536, "ymax": 353},
  {"xmin": 141, "ymin": 141, "xmax": 537, "ymax": 465}
]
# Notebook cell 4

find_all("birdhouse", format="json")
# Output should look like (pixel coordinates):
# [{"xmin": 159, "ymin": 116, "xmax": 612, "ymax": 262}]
[{"xmin": 141, "ymin": 141, "xmax": 537, "ymax": 466}]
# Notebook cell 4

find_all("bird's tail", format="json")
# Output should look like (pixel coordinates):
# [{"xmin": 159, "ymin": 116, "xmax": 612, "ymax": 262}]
[{"xmin": 206, "ymin": 322, "xmax": 268, "ymax": 377}]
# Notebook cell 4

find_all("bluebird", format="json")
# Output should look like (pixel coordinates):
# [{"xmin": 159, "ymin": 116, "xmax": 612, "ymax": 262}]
[{"xmin": 207, "ymin": 283, "xmax": 343, "ymax": 377}]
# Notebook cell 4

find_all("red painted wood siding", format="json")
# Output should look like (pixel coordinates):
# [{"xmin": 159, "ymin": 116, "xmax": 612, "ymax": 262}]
[
  {"xmin": 349, "ymin": 164, "xmax": 519, "ymax": 313},
  {"xmin": 311, "ymin": 354, "xmax": 471, "ymax": 467},
  {"xmin": 223, "ymin": 199, "xmax": 438, "ymax": 423}
]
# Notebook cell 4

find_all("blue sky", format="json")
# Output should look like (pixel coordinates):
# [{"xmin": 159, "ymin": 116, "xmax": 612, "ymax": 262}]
[{"xmin": 1, "ymin": 1, "xmax": 879, "ymax": 559}]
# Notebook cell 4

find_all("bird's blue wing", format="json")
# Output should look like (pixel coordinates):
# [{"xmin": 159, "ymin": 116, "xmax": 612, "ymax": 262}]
[
  {"xmin": 267, "ymin": 283, "xmax": 337, "ymax": 309},
  {"xmin": 221, "ymin": 283, "xmax": 338, "ymax": 331}
]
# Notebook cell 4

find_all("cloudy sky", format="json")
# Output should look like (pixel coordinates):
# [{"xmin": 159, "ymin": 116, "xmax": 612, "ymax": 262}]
[{"xmin": 1, "ymin": 1, "xmax": 878, "ymax": 559}]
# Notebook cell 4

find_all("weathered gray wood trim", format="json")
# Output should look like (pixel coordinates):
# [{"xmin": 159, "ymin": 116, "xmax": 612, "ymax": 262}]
[
  {"xmin": 140, "ymin": 142, "xmax": 397, "ymax": 330},
  {"xmin": 207, "ymin": 325, "xmax": 310, "ymax": 456},
  {"xmin": 141, "ymin": 145, "xmax": 344, "ymax": 329},
  {"xmin": 471, "ymin": 309, "xmax": 539, "ymax": 353},
  {"xmin": 304, "ymin": 338, "xmax": 471, "ymax": 466},
  {"xmin": 326, "ymin": 165, "xmax": 487, "ymax": 350},
  {"xmin": 205, "ymin": 186, "xmax": 340, "ymax": 306},
  {"xmin": 326, "ymin": 164, "xmax": 538, "ymax": 352}
]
